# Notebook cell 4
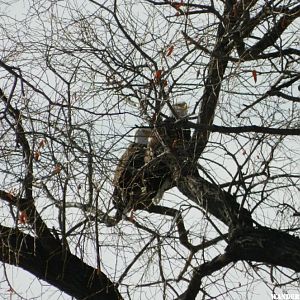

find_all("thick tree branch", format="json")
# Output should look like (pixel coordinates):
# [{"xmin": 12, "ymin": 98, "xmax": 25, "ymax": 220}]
[
  {"xmin": 177, "ymin": 226, "xmax": 300, "ymax": 300},
  {"xmin": 177, "ymin": 174, "xmax": 253, "ymax": 228},
  {"xmin": 184, "ymin": 122, "xmax": 300, "ymax": 136},
  {"xmin": 0, "ymin": 189, "xmax": 62, "ymax": 254},
  {"xmin": 176, "ymin": 253, "xmax": 233, "ymax": 300},
  {"xmin": 191, "ymin": 0, "xmax": 247, "ymax": 157},
  {"xmin": 243, "ymin": 5, "xmax": 300, "ymax": 60},
  {"xmin": 0, "ymin": 225, "xmax": 122, "ymax": 300},
  {"xmin": 227, "ymin": 226, "xmax": 300, "ymax": 271}
]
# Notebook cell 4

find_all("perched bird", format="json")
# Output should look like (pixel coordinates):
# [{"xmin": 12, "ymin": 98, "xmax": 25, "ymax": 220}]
[
  {"xmin": 112, "ymin": 103, "xmax": 191, "ymax": 222},
  {"xmin": 112, "ymin": 103, "xmax": 253, "ymax": 228},
  {"xmin": 112, "ymin": 128, "xmax": 171, "ymax": 222},
  {"xmin": 146, "ymin": 102, "xmax": 191, "ymax": 163}
]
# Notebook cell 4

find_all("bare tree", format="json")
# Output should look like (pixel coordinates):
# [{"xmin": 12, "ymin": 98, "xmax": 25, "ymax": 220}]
[{"xmin": 0, "ymin": 0, "xmax": 300, "ymax": 299}]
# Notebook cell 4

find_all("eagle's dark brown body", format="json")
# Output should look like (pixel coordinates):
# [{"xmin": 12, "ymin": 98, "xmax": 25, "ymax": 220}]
[
  {"xmin": 112, "ymin": 134, "xmax": 171, "ymax": 221},
  {"xmin": 112, "ymin": 103, "xmax": 191, "ymax": 221}
]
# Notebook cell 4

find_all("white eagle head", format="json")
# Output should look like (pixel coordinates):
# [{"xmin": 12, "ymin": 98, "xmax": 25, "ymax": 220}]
[
  {"xmin": 169, "ymin": 102, "xmax": 188, "ymax": 118},
  {"xmin": 134, "ymin": 128, "xmax": 152, "ymax": 145}
]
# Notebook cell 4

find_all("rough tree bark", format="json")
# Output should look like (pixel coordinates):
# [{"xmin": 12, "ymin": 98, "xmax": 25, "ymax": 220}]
[
  {"xmin": 177, "ymin": 226, "xmax": 300, "ymax": 300},
  {"xmin": 0, "ymin": 224, "xmax": 122, "ymax": 300}
]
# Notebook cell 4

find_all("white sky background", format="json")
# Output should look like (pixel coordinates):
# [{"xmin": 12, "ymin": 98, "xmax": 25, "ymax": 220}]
[{"xmin": 0, "ymin": 0, "xmax": 299, "ymax": 299}]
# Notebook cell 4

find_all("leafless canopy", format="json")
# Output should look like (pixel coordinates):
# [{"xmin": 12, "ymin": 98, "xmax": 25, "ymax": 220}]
[{"xmin": 0, "ymin": 0, "xmax": 299, "ymax": 299}]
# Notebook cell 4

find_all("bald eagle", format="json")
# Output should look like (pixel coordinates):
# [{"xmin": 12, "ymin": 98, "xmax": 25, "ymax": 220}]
[
  {"xmin": 112, "ymin": 128, "xmax": 171, "ymax": 222},
  {"xmin": 146, "ymin": 102, "xmax": 191, "ymax": 163},
  {"xmin": 112, "ymin": 103, "xmax": 191, "ymax": 222}
]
